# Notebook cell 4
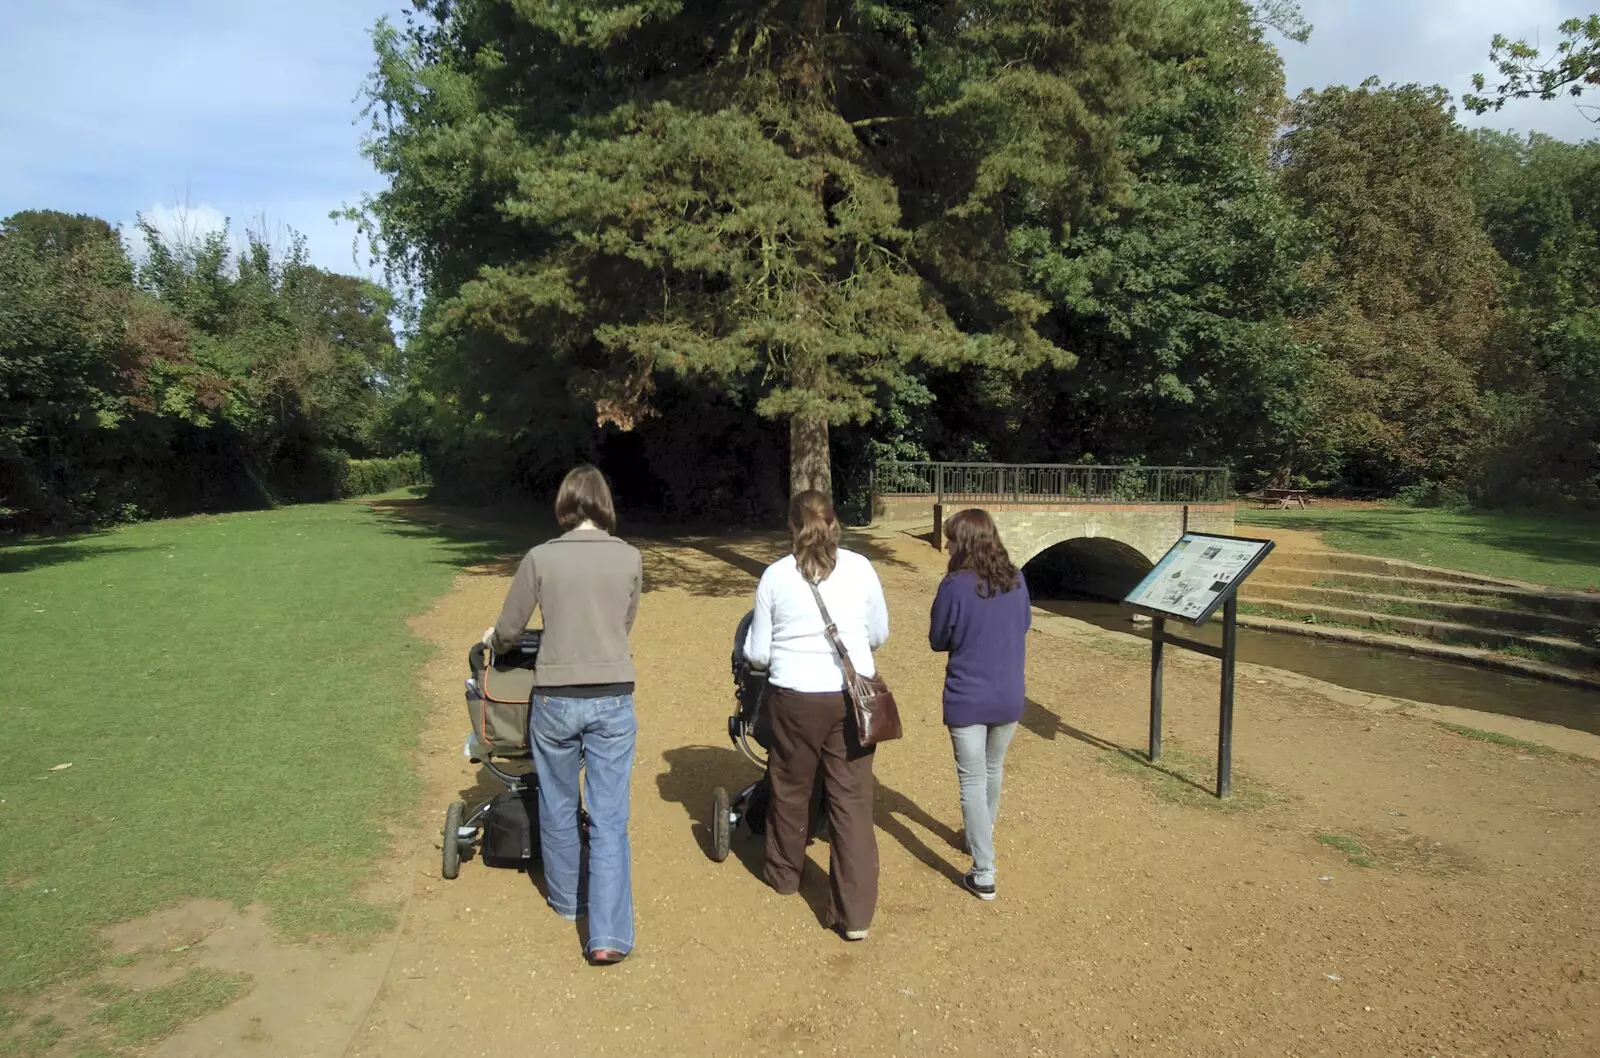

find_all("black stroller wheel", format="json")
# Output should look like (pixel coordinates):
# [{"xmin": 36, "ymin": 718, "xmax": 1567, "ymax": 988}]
[
  {"xmin": 710, "ymin": 786, "xmax": 731, "ymax": 863},
  {"xmin": 442, "ymin": 801, "xmax": 465, "ymax": 879}
]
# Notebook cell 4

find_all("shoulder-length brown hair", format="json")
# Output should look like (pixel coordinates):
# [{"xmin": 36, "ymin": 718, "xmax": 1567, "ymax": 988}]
[
  {"xmin": 945, "ymin": 508, "xmax": 1019, "ymax": 597},
  {"xmin": 555, "ymin": 464, "xmax": 617, "ymax": 533},
  {"xmin": 789, "ymin": 490, "xmax": 840, "ymax": 584}
]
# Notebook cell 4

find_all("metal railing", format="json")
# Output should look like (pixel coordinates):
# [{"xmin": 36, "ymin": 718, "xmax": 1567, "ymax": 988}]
[{"xmin": 872, "ymin": 462, "xmax": 1231, "ymax": 505}]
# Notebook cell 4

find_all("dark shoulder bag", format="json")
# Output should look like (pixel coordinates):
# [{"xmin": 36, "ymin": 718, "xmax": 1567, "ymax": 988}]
[{"xmin": 806, "ymin": 582, "xmax": 902, "ymax": 747}]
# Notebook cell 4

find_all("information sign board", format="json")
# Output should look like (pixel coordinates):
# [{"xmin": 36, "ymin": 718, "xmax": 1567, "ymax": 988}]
[
  {"xmin": 1122, "ymin": 532, "xmax": 1276, "ymax": 798},
  {"xmin": 1124, "ymin": 533, "xmax": 1275, "ymax": 626}
]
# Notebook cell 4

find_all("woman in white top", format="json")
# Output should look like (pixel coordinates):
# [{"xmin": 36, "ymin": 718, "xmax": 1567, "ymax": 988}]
[{"xmin": 743, "ymin": 489, "xmax": 889, "ymax": 940}]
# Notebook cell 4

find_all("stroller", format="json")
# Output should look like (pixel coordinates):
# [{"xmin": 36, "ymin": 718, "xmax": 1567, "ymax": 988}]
[
  {"xmin": 708, "ymin": 612, "xmax": 828, "ymax": 862},
  {"xmin": 443, "ymin": 631, "xmax": 586, "ymax": 879}
]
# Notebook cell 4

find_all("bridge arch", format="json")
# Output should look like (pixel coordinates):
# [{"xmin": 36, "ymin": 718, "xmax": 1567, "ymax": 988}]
[
  {"xmin": 976, "ymin": 506, "xmax": 1200, "ymax": 574},
  {"xmin": 1019, "ymin": 533, "xmax": 1156, "ymax": 601},
  {"xmin": 871, "ymin": 462, "xmax": 1235, "ymax": 594},
  {"xmin": 1013, "ymin": 525, "xmax": 1164, "ymax": 568},
  {"xmin": 940, "ymin": 504, "xmax": 1230, "ymax": 600}
]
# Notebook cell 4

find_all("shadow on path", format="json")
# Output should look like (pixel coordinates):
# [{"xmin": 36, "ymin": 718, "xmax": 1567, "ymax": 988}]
[
  {"xmin": 1022, "ymin": 696, "xmax": 1213, "ymax": 796},
  {"xmin": 657, "ymin": 744, "xmax": 967, "ymax": 920},
  {"xmin": 657, "ymin": 745, "xmax": 832, "ymax": 925}
]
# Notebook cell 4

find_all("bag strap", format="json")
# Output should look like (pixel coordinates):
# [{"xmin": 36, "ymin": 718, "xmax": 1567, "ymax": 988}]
[{"xmin": 806, "ymin": 580, "xmax": 862, "ymax": 686}]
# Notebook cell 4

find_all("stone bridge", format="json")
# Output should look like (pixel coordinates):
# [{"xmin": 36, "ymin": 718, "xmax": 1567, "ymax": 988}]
[{"xmin": 872, "ymin": 462, "xmax": 1235, "ymax": 597}]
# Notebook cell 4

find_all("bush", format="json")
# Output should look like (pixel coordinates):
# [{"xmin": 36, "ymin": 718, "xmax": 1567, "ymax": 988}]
[
  {"xmin": 1395, "ymin": 480, "xmax": 1471, "ymax": 510},
  {"xmin": 304, "ymin": 446, "xmax": 353, "ymax": 502},
  {"xmin": 343, "ymin": 453, "xmax": 428, "ymax": 497}
]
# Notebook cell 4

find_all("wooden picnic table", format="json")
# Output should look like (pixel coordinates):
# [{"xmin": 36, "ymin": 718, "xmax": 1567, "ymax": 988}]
[{"xmin": 1259, "ymin": 487, "xmax": 1312, "ymax": 509}]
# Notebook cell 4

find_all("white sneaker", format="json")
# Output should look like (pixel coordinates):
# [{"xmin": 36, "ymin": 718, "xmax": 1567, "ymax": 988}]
[{"xmin": 842, "ymin": 928, "xmax": 868, "ymax": 941}]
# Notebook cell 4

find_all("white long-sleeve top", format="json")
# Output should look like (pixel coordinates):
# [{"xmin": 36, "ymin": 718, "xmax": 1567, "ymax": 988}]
[{"xmin": 743, "ymin": 549, "xmax": 890, "ymax": 693}]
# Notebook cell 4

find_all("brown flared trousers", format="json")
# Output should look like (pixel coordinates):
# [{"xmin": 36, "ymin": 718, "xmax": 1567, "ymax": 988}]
[{"xmin": 762, "ymin": 686, "xmax": 879, "ymax": 932}]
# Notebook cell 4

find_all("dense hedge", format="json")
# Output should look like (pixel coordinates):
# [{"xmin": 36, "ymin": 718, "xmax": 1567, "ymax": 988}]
[{"xmin": 341, "ymin": 453, "xmax": 428, "ymax": 498}]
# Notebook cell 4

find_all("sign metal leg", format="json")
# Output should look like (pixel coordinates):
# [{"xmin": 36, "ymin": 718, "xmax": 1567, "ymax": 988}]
[
  {"xmin": 1149, "ymin": 616, "xmax": 1164, "ymax": 763},
  {"xmin": 1217, "ymin": 596, "xmax": 1237, "ymax": 798}
]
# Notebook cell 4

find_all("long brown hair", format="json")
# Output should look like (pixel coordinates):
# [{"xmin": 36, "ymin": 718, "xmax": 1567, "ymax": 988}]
[
  {"xmin": 789, "ymin": 490, "xmax": 840, "ymax": 584},
  {"xmin": 554, "ymin": 464, "xmax": 617, "ymax": 533},
  {"xmin": 945, "ymin": 508, "xmax": 1019, "ymax": 597}
]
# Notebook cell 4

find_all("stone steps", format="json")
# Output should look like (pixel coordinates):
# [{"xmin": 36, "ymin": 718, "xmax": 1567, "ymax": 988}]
[
  {"xmin": 1255, "ymin": 566, "xmax": 1600, "ymax": 621},
  {"xmin": 1266, "ymin": 550, "xmax": 1525, "ymax": 585},
  {"xmin": 1235, "ymin": 546, "xmax": 1600, "ymax": 681},
  {"xmin": 1241, "ymin": 585, "xmax": 1594, "ymax": 639},
  {"xmin": 1236, "ymin": 599, "xmax": 1600, "ymax": 671},
  {"xmin": 1233, "ymin": 614, "xmax": 1600, "ymax": 691}
]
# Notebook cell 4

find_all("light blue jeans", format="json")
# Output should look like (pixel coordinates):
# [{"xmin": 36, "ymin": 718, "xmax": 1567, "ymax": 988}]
[
  {"xmin": 948, "ymin": 722, "xmax": 1018, "ymax": 886},
  {"xmin": 530, "ymin": 693, "xmax": 637, "ymax": 955}
]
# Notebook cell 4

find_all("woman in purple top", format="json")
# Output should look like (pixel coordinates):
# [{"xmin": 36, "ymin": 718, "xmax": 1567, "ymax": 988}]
[{"xmin": 928, "ymin": 509, "xmax": 1031, "ymax": 900}]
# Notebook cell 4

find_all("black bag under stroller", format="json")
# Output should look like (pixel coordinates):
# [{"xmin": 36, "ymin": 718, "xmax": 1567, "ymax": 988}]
[
  {"xmin": 708, "ymin": 612, "xmax": 828, "ymax": 862},
  {"xmin": 441, "ymin": 632, "xmax": 587, "ymax": 879}
]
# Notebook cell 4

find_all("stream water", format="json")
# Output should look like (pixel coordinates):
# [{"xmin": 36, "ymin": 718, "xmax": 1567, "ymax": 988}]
[{"xmin": 1039, "ymin": 598, "xmax": 1600, "ymax": 735}]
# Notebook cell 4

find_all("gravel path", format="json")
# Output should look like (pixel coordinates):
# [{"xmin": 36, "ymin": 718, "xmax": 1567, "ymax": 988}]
[{"xmin": 345, "ymin": 523, "xmax": 1600, "ymax": 1058}]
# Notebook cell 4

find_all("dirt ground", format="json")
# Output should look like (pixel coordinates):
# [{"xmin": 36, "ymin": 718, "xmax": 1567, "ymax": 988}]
[{"xmin": 170, "ymin": 521, "xmax": 1600, "ymax": 1058}]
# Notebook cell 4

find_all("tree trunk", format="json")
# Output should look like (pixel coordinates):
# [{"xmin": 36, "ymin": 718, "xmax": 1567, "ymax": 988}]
[
  {"xmin": 789, "ymin": 413, "xmax": 832, "ymax": 499},
  {"xmin": 799, "ymin": 0, "xmax": 825, "ymax": 36},
  {"xmin": 788, "ymin": 1, "xmax": 831, "ymax": 502}
]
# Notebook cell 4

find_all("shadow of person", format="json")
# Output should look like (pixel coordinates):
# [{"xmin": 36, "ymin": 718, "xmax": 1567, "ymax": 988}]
[
  {"xmin": 1021, "ymin": 696, "xmax": 1127, "ymax": 748},
  {"xmin": 1022, "ymin": 696, "xmax": 1214, "ymax": 796},
  {"xmin": 875, "ymin": 781, "xmax": 966, "ymax": 887},
  {"xmin": 657, "ymin": 744, "xmax": 847, "ymax": 928},
  {"xmin": 657, "ymin": 744, "xmax": 764, "ymax": 858}
]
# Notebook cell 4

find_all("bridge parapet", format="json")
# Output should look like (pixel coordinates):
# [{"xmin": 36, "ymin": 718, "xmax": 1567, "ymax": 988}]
[
  {"xmin": 874, "ymin": 462, "xmax": 1231, "ymax": 508},
  {"xmin": 872, "ymin": 462, "xmax": 1235, "ymax": 566}
]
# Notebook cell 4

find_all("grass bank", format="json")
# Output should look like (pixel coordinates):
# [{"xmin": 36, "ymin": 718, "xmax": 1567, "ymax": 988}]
[
  {"xmin": 1236, "ymin": 505, "xmax": 1600, "ymax": 591},
  {"xmin": 0, "ymin": 489, "xmax": 484, "ymax": 998}
]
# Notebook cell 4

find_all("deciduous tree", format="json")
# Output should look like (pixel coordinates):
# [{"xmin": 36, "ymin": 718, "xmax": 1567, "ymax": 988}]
[{"xmin": 1275, "ymin": 81, "xmax": 1505, "ymax": 489}]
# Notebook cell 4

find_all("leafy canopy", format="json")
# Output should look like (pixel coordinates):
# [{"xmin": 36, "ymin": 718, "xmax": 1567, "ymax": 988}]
[
  {"xmin": 1275, "ymin": 80, "xmax": 1505, "ymax": 486},
  {"xmin": 354, "ymin": 0, "xmax": 1164, "ymax": 492}
]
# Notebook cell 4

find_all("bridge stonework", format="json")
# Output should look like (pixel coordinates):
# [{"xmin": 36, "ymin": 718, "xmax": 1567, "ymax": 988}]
[
  {"xmin": 872, "ymin": 462, "xmax": 1234, "ymax": 581},
  {"xmin": 965, "ymin": 503, "xmax": 1236, "ymax": 567},
  {"xmin": 874, "ymin": 496, "xmax": 1234, "ymax": 567}
]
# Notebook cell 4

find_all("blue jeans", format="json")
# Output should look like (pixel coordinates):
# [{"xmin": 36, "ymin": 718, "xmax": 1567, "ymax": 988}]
[
  {"xmin": 948, "ymin": 722, "xmax": 1017, "ymax": 886},
  {"xmin": 530, "ymin": 693, "xmax": 637, "ymax": 955}
]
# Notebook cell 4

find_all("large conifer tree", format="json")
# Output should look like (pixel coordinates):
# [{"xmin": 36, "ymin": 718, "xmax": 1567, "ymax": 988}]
[{"xmin": 358, "ymin": 0, "xmax": 1150, "ymax": 499}]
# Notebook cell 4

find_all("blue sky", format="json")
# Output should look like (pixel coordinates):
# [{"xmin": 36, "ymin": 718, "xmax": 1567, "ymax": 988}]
[
  {"xmin": 0, "ymin": 0, "xmax": 408, "ymax": 277},
  {"xmin": 1275, "ymin": 0, "xmax": 1600, "ymax": 143},
  {"xmin": 2, "ymin": 0, "xmax": 1597, "ymax": 279}
]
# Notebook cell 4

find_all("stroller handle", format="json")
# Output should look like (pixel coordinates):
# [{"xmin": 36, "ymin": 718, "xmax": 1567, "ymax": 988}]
[{"xmin": 469, "ymin": 630, "xmax": 541, "ymax": 683}]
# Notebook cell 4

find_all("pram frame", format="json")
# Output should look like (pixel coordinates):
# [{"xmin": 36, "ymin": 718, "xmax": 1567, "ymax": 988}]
[
  {"xmin": 709, "ymin": 614, "xmax": 827, "ymax": 862},
  {"xmin": 442, "ymin": 638, "xmax": 587, "ymax": 879}
]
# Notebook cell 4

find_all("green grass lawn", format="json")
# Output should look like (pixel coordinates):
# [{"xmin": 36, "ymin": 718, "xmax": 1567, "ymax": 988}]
[
  {"xmin": 1237, "ymin": 505, "xmax": 1600, "ymax": 591},
  {"xmin": 0, "ymin": 491, "xmax": 496, "ymax": 998}
]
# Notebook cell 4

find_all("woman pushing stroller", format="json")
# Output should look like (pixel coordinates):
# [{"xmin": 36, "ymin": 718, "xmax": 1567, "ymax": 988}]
[
  {"xmin": 743, "ymin": 490, "xmax": 890, "ymax": 941},
  {"xmin": 484, "ymin": 465, "xmax": 643, "ymax": 966}
]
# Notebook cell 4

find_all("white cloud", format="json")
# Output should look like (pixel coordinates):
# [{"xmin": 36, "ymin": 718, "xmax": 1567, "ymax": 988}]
[
  {"xmin": 1, "ymin": 0, "xmax": 404, "ymax": 278},
  {"xmin": 1416, "ymin": 0, "xmax": 1564, "ymax": 42},
  {"xmin": 1278, "ymin": 0, "xmax": 1599, "ymax": 143},
  {"xmin": 117, "ymin": 199, "xmax": 379, "ymax": 280},
  {"xmin": 121, "ymin": 202, "xmax": 230, "ymax": 258}
]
